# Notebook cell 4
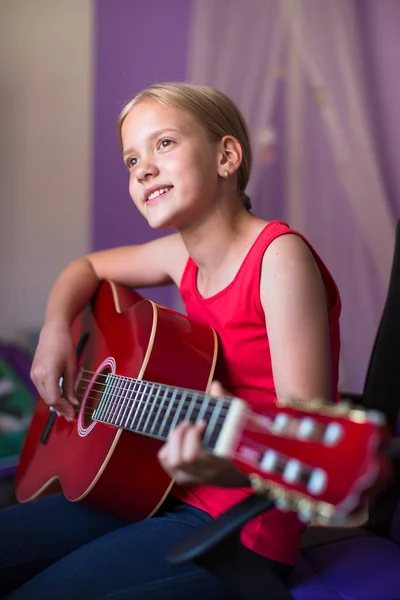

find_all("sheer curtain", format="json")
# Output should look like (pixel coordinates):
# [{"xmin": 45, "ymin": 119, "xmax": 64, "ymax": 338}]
[{"xmin": 186, "ymin": 0, "xmax": 395, "ymax": 392}]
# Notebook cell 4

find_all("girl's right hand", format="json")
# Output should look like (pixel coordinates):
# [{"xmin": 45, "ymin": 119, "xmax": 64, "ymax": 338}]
[{"xmin": 30, "ymin": 322, "xmax": 79, "ymax": 421}]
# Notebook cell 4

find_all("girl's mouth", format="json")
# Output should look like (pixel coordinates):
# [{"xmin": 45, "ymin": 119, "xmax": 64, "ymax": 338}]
[{"xmin": 146, "ymin": 186, "xmax": 173, "ymax": 206}]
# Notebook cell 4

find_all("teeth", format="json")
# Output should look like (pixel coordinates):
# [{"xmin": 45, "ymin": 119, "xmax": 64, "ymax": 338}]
[{"xmin": 148, "ymin": 187, "xmax": 169, "ymax": 201}]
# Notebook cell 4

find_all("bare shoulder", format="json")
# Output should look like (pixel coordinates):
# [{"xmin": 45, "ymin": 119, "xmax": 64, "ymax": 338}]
[
  {"xmin": 260, "ymin": 233, "xmax": 326, "ymax": 308},
  {"xmin": 262, "ymin": 233, "xmax": 318, "ymax": 273}
]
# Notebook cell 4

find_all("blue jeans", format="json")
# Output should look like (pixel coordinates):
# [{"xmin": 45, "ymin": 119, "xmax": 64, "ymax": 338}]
[{"xmin": 0, "ymin": 494, "xmax": 291, "ymax": 599}]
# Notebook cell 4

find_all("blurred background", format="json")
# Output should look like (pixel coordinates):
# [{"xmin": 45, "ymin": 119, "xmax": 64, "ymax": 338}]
[{"xmin": 0, "ymin": 0, "xmax": 399, "ymax": 494}]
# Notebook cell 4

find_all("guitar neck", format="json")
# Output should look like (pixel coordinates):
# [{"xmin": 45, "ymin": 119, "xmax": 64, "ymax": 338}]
[{"xmin": 91, "ymin": 373, "xmax": 246, "ymax": 454}]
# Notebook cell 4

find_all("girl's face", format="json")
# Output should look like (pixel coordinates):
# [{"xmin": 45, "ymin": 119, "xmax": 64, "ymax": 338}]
[{"xmin": 121, "ymin": 99, "xmax": 222, "ymax": 230}]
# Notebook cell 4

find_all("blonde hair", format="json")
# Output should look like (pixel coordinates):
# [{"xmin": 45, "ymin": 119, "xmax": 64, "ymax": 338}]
[{"xmin": 117, "ymin": 82, "xmax": 252, "ymax": 210}]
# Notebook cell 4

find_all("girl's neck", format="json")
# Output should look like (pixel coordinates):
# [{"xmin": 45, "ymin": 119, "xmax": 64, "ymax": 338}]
[{"xmin": 179, "ymin": 200, "xmax": 264, "ymax": 276}]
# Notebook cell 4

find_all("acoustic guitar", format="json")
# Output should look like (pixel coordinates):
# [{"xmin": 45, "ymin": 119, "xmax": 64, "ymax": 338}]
[{"xmin": 15, "ymin": 281, "xmax": 389, "ymax": 525}]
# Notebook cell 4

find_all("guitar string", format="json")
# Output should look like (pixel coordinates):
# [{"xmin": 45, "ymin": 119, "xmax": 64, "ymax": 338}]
[
  {"xmin": 54, "ymin": 385, "xmax": 294, "ymax": 443},
  {"xmin": 54, "ymin": 375, "xmax": 231, "ymax": 437},
  {"xmin": 72, "ymin": 397, "xmax": 229, "ymax": 442},
  {"xmin": 77, "ymin": 376, "xmax": 223, "ymax": 400},
  {"xmin": 64, "ymin": 370, "xmax": 339, "ymax": 419},
  {"xmin": 58, "ymin": 395, "xmax": 328, "ymax": 450},
  {"xmin": 69, "ymin": 398, "xmax": 311, "ymax": 447},
  {"xmin": 70, "ymin": 390, "xmax": 229, "ymax": 422},
  {"xmin": 73, "ymin": 380, "xmax": 231, "ymax": 414},
  {"xmin": 54, "ymin": 371, "xmax": 305, "ymax": 435},
  {"xmin": 57, "ymin": 391, "xmax": 229, "ymax": 446},
  {"xmin": 49, "ymin": 370, "xmax": 308, "ymax": 439},
  {"xmin": 72, "ymin": 379, "xmax": 280, "ymax": 427},
  {"xmin": 49, "ymin": 389, "xmax": 328, "ymax": 448},
  {"xmin": 75, "ymin": 369, "xmax": 220, "ymax": 398},
  {"xmin": 63, "ymin": 369, "xmax": 232, "ymax": 423}
]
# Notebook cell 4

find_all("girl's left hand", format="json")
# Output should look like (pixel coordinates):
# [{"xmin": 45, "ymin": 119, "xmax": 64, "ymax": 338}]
[{"xmin": 157, "ymin": 381, "xmax": 249, "ymax": 487}]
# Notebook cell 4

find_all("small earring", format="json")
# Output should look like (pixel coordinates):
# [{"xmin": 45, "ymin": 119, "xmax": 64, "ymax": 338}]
[{"xmin": 223, "ymin": 169, "xmax": 229, "ymax": 180}]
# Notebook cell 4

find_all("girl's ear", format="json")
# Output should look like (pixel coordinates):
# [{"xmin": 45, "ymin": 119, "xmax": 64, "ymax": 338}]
[{"xmin": 217, "ymin": 135, "xmax": 243, "ymax": 179}]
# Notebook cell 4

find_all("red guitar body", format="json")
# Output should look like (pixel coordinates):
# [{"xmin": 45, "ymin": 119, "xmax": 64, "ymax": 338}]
[
  {"xmin": 15, "ymin": 281, "xmax": 217, "ymax": 521},
  {"xmin": 16, "ymin": 281, "xmax": 391, "ymax": 527}
]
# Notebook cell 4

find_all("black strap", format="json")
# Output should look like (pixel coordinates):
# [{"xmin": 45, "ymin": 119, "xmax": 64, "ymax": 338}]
[{"xmin": 166, "ymin": 494, "xmax": 293, "ymax": 600}]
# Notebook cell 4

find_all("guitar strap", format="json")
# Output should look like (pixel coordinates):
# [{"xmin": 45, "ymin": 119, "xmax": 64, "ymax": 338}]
[{"xmin": 166, "ymin": 494, "xmax": 294, "ymax": 600}]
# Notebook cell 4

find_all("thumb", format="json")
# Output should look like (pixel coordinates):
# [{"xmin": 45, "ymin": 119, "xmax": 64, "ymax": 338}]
[
  {"xmin": 63, "ymin": 363, "xmax": 79, "ymax": 405},
  {"xmin": 209, "ymin": 380, "xmax": 228, "ymax": 398}
]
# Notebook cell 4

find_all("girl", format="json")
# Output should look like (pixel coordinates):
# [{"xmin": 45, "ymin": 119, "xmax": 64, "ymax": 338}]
[{"xmin": 0, "ymin": 83, "xmax": 340, "ymax": 599}]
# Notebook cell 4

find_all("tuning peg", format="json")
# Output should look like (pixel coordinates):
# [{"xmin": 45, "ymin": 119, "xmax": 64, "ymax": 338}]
[
  {"xmin": 283, "ymin": 459, "xmax": 302, "ymax": 484},
  {"xmin": 260, "ymin": 450, "xmax": 278, "ymax": 473},
  {"xmin": 297, "ymin": 417, "xmax": 316, "ymax": 439},
  {"xmin": 272, "ymin": 413, "xmax": 290, "ymax": 433},
  {"xmin": 365, "ymin": 409, "xmax": 386, "ymax": 426},
  {"xmin": 307, "ymin": 468, "xmax": 327, "ymax": 496},
  {"xmin": 323, "ymin": 422, "xmax": 344, "ymax": 446}
]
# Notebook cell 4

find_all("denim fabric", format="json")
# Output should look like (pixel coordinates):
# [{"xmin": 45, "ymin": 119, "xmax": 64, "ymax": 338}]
[{"xmin": 0, "ymin": 494, "xmax": 289, "ymax": 599}]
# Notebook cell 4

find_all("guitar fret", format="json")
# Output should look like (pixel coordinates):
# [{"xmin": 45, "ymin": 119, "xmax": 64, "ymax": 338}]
[
  {"xmin": 95, "ymin": 374, "xmax": 113, "ymax": 421},
  {"xmin": 150, "ymin": 387, "xmax": 170, "ymax": 436},
  {"xmin": 122, "ymin": 380, "xmax": 141, "ymax": 428},
  {"xmin": 115, "ymin": 377, "xmax": 135, "ymax": 427},
  {"xmin": 196, "ymin": 395, "xmax": 211, "ymax": 424},
  {"xmin": 111, "ymin": 376, "xmax": 128, "ymax": 424},
  {"xmin": 129, "ymin": 379, "xmax": 144, "ymax": 429},
  {"xmin": 134, "ymin": 382, "xmax": 153, "ymax": 432},
  {"xmin": 141, "ymin": 385, "xmax": 162, "ymax": 434},
  {"xmin": 159, "ymin": 388, "xmax": 178, "ymax": 438},
  {"xmin": 121, "ymin": 379, "xmax": 140, "ymax": 427},
  {"xmin": 207, "ymin": 412, "xmax": 227, "ymax": 450},
  {"xmin": 169, "ymin": 390, "xmax": 188, "ymax": 431},
  {"xmin": 113, "ymin": 376, "xmax": 130, "ymax": 427},
  {"xmin": 99, "ymin": 374, "xmax": 115, "ymax": 421},
  {"xmin": 94, "ymin": 374, "xmax": 230, "ymax": 453},
  {"xmin": 185, "ymin": 392, "xmax": 201, "ymax": 423},
  {"xmin": 202, "ymin": 397, "xmax": 224, "ymax": 450},
  {"xmin": 130, "ymin": 381, "xmax": 147, "ymax": 430},
  {"xmin": 104, "ymin": 375, "xmax": 120, "ymax": 422}
]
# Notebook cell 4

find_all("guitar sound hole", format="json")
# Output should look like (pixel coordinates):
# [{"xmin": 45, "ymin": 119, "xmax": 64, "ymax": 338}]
[{"xmin": 83, "ymin": 367, "xmax": 111, "ymax": 427}]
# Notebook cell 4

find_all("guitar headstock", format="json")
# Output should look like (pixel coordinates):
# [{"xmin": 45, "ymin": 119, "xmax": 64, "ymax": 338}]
[{"xmin": 228, "ymin": 397, "xmax": 391, "ymax": 525}]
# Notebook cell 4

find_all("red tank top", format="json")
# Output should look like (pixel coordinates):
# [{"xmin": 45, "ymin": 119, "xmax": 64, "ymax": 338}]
[{"xmin": 173, "ymin": 220, "xmax": 341, "ymax": 565}]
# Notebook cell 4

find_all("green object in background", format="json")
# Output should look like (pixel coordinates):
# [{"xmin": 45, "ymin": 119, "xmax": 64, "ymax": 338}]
[{"xmin": 0, "ymin": 359, "xmax": 35, "ymax": 468}]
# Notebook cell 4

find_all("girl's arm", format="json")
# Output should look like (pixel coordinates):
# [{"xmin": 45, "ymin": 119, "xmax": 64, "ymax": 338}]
[
  {"xmin": 44, "ymin": 233, "xmax": 188, "ymax": 328},
  {"xmin": 260, "ymin": 233, "xmax": 333, "ymax": 404},
  {"xmin": 30, "ymin": 234, "xmax": 188, "ymax": 418}
]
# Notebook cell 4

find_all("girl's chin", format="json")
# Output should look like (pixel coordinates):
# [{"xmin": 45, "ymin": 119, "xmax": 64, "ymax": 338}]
[{"xmin": 146, "ymin": 212, "xmax": 177, "ymax": 230}]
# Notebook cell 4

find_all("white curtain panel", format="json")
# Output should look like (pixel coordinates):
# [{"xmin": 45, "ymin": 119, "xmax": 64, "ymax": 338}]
[{"xmin": 186, "ymin": 0, "xmax": 395, "ymax": 392}]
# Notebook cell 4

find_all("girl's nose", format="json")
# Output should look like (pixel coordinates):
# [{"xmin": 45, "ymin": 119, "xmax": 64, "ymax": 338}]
[{"xmin": 135, "ymin": 159, "xmax": 159, "ymax": 182}]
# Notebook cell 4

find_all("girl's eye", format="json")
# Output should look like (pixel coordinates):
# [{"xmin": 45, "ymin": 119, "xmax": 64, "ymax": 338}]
[
  {"xmin": 158, "ymin": 138, "xmax": 174, "ymax": 150},
  {"xmin": 126, "ymin": 157, "xmax": 137, "ymax": 169}
]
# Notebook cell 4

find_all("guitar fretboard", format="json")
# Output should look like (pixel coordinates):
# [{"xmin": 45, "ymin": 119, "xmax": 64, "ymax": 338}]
[{"xmin": 92, "ymin": 374, "xmax": 233, "ymax": 451}]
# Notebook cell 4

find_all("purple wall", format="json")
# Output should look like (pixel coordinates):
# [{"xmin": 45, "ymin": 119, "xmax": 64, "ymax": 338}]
[
  {"xmin": 357, "ymin": 0, "xmax": 400, "ymax": 219},
  {"xmin": 92, "ymin": 0, "xmax": 192, "ymax": 305}
]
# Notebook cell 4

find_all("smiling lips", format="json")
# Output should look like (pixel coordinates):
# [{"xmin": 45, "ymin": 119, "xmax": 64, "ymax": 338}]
[{"xmin": 146, "ymin": 186, "xmax": 173, "ymax": 203}]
